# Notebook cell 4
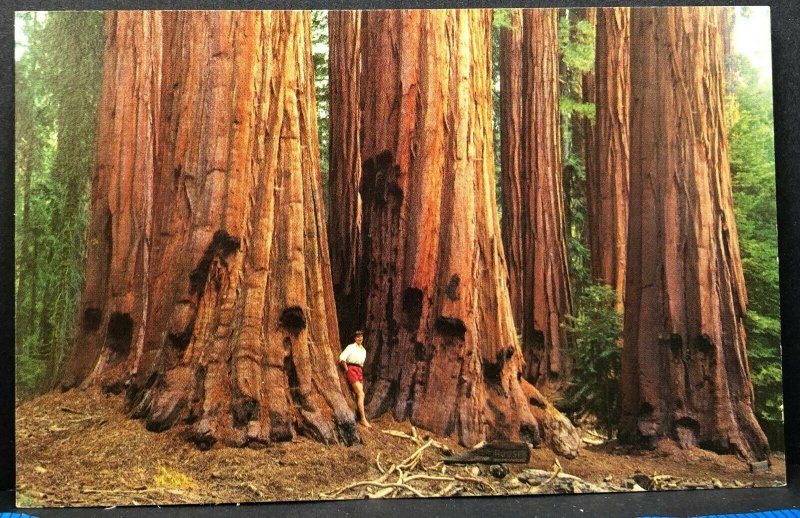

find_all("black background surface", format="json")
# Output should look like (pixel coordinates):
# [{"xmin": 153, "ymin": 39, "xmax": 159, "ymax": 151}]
[{"xmin": 1, "ymin": 1, "xmax": 798, "ymax": 516}]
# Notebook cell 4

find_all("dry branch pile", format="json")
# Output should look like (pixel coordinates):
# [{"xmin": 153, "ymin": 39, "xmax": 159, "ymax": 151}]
[{"xmin": 321, "ymin": 427, "xmax": 553, "ymax": 498}]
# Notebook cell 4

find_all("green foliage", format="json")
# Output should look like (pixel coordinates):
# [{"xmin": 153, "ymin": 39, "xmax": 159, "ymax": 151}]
[
  {"xmin": 15, "ymin": 11, "xmax": 103, "ymax": 397},
  {"xmin": 558, "ymin": 11, "xmax": 595, "ymax": 121},
  {"xmin": 492, "ymin": 8, "xmax": 518, "ymax": 29},
  {"xmin": 491, "ymin": 11, "xmax": 503, "ymax": 213},
  {"xmin": 561, "ymin": 284, "xmax": 623, "ymax": 438},
  {"xmin": 312, "ymin": 10, "xmax": 330, "ymax": 214},
  {"xmin": 726, "ymin": 48, "xmax": 783, "ymax": 449},
  {"xmin": 558, "ymin": 10, "xmax": 595, "ymax": 301}
]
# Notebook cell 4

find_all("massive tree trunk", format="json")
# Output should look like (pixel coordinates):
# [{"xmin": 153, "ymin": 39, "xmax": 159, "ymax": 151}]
[
  {"xmin": 62, "ymin": 11, "xmax": 358, "ymax": 448},
  {"xmin": 589, "ymin": 7, "xmax": 629, "ymax": 310},
  {"xmin": 499, "ymin": 9, "xmax": 524, "ymax": 331},
  {"xmin": 518, "ymin": 9, "xmax": 573, "ymax": 385},
  {"xmin": 359, "ymin": 9, "xmax": 579, "ymax": 456},
  {"xmin": 61, "ymin": 11, "xmax": 162, "ymax": 391},
  {"xmin": 621, "ymin": 7, "xmax": 769, "ymax": 462},
  {"xmin": 327, "ymin": 10, "xmax": 364, "ymax": 345}
]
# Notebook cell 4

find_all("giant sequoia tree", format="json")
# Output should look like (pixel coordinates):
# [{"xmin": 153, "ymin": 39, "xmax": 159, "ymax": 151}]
[
  {"xmin": 621, "ymin": 7, "xmax": 769, "ymax": 462},
  {"xmin": 62, "ymin": 11, "xmax": 358, "ymax": 448},
  {"xmin": 588, "ymin": 7, "xmax": 630, "ymax": 309},
  {"xmin": 327, "ymin": 10, "xmax": 364, "ymax": 345},
  {"xmin": 358, "ymin": 9, "xmax": 579, "ymax": 455},
  {"xmin": 501, "ymin": 9, "xmax": 573, "ymax": 385}
]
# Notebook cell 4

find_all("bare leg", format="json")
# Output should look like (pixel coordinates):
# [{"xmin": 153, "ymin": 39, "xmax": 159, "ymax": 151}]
[{"xmin": 352, "ymin": 381, "xmax": 371, "ymax": 428}]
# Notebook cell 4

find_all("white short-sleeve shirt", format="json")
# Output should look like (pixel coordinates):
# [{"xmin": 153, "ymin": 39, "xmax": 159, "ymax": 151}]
[{"xmin": 339, "ymin": 343, "xmax": 366, "ymax": 367}]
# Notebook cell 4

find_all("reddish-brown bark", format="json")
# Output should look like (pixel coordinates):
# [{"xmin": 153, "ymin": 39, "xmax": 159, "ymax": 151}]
[
  {"xmin": 518, "ymin": 9, "xmax": 573, "ymax": 385},
  {"xmin": 499, "ymin": 9, "xmax": 524, "ymax": 331},
  {"xmin": 328, "ymin": 10, "xmax": 364, "ymax": 344},
  {"xmin": 621, "ymin": 7, "xmax": 769, "ymax": 462},
  {"xmin": 359, "ymin": 9, "xmax": 580, "ymax": 456},
  {"xmin": 589, "ymin": 7, "xmax": 630, "ymax": 310},
  {"xmin": 62, "ymin": 11, "xmax": 163, "ymax": 390},
  {"xmin": 63, "ymin": 11, "xmax": 358, "ymax": 448}
]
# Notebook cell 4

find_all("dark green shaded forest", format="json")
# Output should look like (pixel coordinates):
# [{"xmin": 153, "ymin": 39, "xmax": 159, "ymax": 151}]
[
  {"xmin": 15, "ymin": 12, "xmax": 103, "ymax": 397},
  {"xmin": 14, "ymin": 8, "xmax": 783, "ymax": 450}
]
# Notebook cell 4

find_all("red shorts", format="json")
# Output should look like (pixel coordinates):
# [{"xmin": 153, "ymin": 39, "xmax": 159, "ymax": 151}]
[{"xmin": 346, "ymin": 364, "xmax": 363, "ymax": 384}]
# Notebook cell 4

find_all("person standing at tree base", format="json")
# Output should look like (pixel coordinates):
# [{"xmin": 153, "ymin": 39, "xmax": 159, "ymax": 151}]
[{"xmin": 339, "ymin": 330, "xmax": 371, "ymax": 428}]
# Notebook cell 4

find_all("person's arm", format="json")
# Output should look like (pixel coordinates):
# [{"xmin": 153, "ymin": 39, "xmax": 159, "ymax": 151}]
[{"xmin": 339, "ymin": 344, "xmax": 352, "ymax": 370}]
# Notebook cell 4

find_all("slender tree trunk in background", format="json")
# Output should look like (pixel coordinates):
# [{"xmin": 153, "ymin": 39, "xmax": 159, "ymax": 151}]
[
  {"xmin": 328, "ymin": 10, "xmax": 364, "ymax": 345},
  {"xmin": 359, "ymin": 9, "xmax": 579, "ymax": 456},
  {"xmin": 518, "ymin": 9, "xmax": 573, "ymax": 386},
  {"xmin": 719, "ymin": 7, "xmax": 736, "ymax": 80},
  {"xmin": 621, "ymin": 7, "xmax": 769, "ymax": 462},
  {"xmin": 62, "ymin": 11, "xmax": 358, "ymax": 449},
  {"xmin": 499, "ymin": 9, "xmax": 524, "ymax": 332},
  {"xmin": 589, "ymin": 7, "xmax": 629, "ymax": 311},
  {"xmin": 571, "ymin": 7, "xmax": 596, "ymax": 257}
]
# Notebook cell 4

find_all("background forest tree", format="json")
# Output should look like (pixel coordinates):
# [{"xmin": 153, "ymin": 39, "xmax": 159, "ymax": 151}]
[{"xmin": 15, "ymin": 7, "xmax": 783, "ymax": 452}]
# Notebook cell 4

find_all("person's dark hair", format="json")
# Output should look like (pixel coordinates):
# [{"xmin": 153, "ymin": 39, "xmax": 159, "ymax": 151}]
[{"xmin": 354, "ymin": 330, "xmax": 364, "ymax": 338}]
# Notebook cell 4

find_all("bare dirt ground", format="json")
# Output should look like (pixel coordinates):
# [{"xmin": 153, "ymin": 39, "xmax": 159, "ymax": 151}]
[{"xmin": 15, "ymin": 389, "xmax": 786, "ymax": 507}]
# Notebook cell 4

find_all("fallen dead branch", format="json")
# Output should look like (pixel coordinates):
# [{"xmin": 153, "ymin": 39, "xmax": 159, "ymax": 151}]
[
  {"xmin": 380, "ymin": 428, "xmax": 454, "ymax": 456},
  {"xmin": 320, "ymin": 437, "xmax": 499, "ymax": 499}
]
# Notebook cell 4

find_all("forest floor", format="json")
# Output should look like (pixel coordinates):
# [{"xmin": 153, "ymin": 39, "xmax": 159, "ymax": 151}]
[{"xmin": 15, "ymin": 389, "xmax": 786, "ymax": 508}]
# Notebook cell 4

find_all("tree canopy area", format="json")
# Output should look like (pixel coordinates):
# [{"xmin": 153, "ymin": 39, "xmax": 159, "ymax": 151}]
[{"xmin": 15, "ymin": 8, "xmax": 782, "ymax": 457}]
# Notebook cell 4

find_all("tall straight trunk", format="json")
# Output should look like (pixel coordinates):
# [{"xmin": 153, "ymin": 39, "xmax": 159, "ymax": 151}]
[
  {"xmin": 63, "ymin": 11, "xmax": 358, "ymax": 448},
  {"xmin": 519, "ymin": 9, "xmax": 573, "ymax": 385},
  {"xmin": 327, "ymin": 10, "xmax": 364, "ymax": 345},
  {"xmin": 571, "ymin": 7, "xmax": 596, "ymax": 257},
  {"xmin": 62, "ymin": 11, "xmax": 162, "ymax": 390},
  {"xmin": 359, "ymin": 9, "xmax": 579, "ymax": 456},
  {"xmin": 499, "ymin": 9, "xmax": 524, "ymax": 331},
  {"xmin": 621, "ymin": 7, "xmax": 769, "ymax": 462},
  {"xmin": 717, "ymin": 7, "xmax": 736, "ymax": 68},
  {"xmin": 589, "ymin": 7, "xmax": 630, "ymax": 310}
]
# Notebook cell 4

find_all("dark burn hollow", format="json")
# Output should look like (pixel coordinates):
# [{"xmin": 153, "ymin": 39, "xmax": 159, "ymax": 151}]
[
  {"xmin": 232, "ymin": 394, "xmax": 260, "ymax": 429},
  {"xmin": 83, "ymin": 307, "xmax": 102, "ymax": 332},
  {"xmin": 106, "ymin": 312, "xmax": 133, "ymax": 358},
  {"xmin": 665, "ymin": 333, "xmax": 683, "ymax": 359},
  {"xmin": 402, "ymin": 287, "xmax": 424, "ymax": 331},
  {"xmin": 361, "ymin": 150, "xmax": 402, "ymax": 206},
  {"xmin": 483, "ymin": 347, "xmax": 516, "ymax": 386},
  {"xmin": 279, "ymin": 306, "xmax": 307, "ymax": 332},
  {"xmin": 167, "ymin": 319, "xmax": 195, "ymax": 351},
  {"xmin": 375, "ymin": 149, "xmax": 394, "ymax": 171},
  {"xmin": 435, "ymin": 316, "xmax": 467, "ymax": 339},
  {"xmin": 189, "ymin": 230, "xmax": 241, "ymax": 297},
  {"xmin": 445, "ymin": 274, "xmax": 460, "ymax": 301},
  {"xmin": 694, "ymin": 334, "xmax": 716, "ymax": 356}
]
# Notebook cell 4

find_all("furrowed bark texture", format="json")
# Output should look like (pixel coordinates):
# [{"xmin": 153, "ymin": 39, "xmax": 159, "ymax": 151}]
[
  {"xmin": 621, "ymin": 7, "xmax": 769, "ymax": 461},
  {"xmin": 62, "ymin": 11, "xmax": 163, "ymax": 390},
  {"xmin": 63, "ymin": 11, "xmax": 358, "ymax": 449},
  {"xmin": 328, "ymin": 10, "xmax": 364, "ymax": 344},
  {"xmin": 519, "ymin": 9, "xmax": 573, "ymax": 385},
  {"xmin": 499, "ymin": 9, "xmax": 524, "ymax": 331},
  {"xmin": 359, "ymin": 9, "xmax": 579, "ymax": 455},
  {"xmin": 589, "ymin": 7, "xmax": 630, "ymax": 310}
]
